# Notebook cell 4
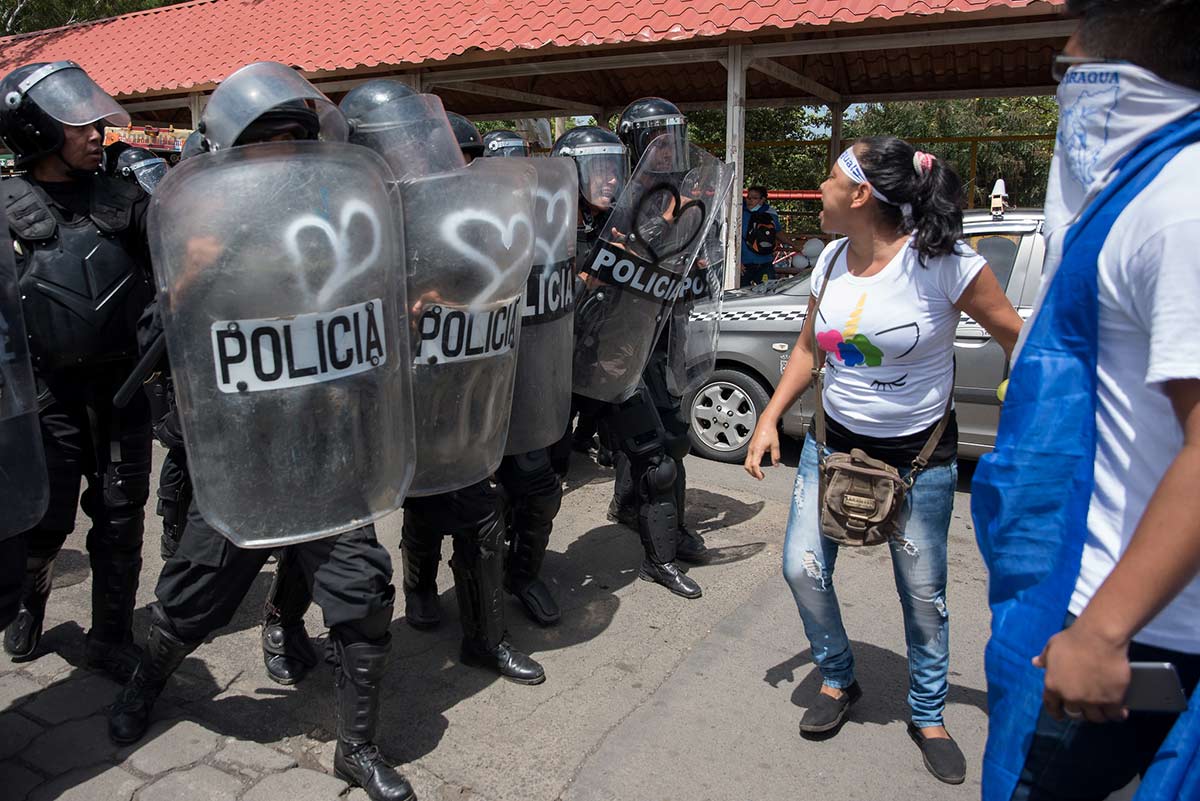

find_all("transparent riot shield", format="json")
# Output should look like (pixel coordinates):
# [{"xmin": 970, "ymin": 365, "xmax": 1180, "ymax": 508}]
[
  {"xmin": 148, "ymin": 141, "xmax": 415, "ymax": 547},
  {"xmin": 402, "ymin": 158, "xmax": 537, "ymax": 495},
  {"xmin": 666, "ymin": 162, "xmax": 735, "ymax": 397},
  {"xmin": 572, "ymin": 139, "xmax": 729, "ymax": 404},
  {"xmin": 504, "ymin": 157, "xmax": 577, "ymax": 455},
  {"xmin": 0, "ymin": 210, "xmax": 48, "ymax": 538}
]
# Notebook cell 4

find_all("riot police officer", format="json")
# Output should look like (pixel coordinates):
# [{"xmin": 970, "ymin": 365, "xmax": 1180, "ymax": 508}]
[
  {"xmin": 548, "ymin": 126, "xmax": 628, "ymax": 472},
  {"xmin": 566, "ymin": 98, "xmax": 720, "ymax": 599},
  {"xmin": 339, "ymin": 83, "xmax": 546, "ymax": 683},
  {"xmin": 111, "ymin": 146, "xmax": 168, "ymax": 194},
  {"xmin": 481, "ymin": 130, "xmax": 580, "ymax": 627},
  {"xmin": 609, "ymin": 98, "xmax": 708, "ymax": 569},
  {"xmin": 0, "ymin": 61, "xmax": 155, "ymax": 677},
  {"xmin": 481, "ymin": 129, "xmax": 531, "ymax": 158},
  {"xmin": 446, "ymin": 112, "xmax": 483, "ymax": 162},
  {"xmin": 107, "ymin": 64, "xmax": 414, "ymax": 801}
]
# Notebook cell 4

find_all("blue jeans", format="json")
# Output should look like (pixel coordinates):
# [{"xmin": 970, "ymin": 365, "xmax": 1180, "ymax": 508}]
[{"xmin": 782, "ymin": 434, "xmax": 957, "ymax": 727}]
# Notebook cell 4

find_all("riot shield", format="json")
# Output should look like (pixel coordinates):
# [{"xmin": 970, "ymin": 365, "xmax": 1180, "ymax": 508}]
[
  {"xmin": 504, "ymin": 157, "xmax": 577, "ymax": 455},
  {"xmin": 0, "ymin": 207, "xmax": 48, "ymax": 538},
  {"xmin": 572, "ymin": 139, "xmax": 728, "ymax": 403},
  {"xmin": 666, "ymin": 163, "xmax": 735, "ymax": 397},
  {"xmin": 402, "ymin": 158, "xmax": 537, "ymax": 495},
  {"xmin": 148, "ymin": 141, "xmax": 415, "ymax": 547}
]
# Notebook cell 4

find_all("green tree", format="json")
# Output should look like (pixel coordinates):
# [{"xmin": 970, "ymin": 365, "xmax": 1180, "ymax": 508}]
[
  {"xmin": 3, "ymin": 0, "xmax": 186, "ymax": 36},
  {"xmin": 844, "ymin": 97, "xmax": 1058, "ymax": 207}
]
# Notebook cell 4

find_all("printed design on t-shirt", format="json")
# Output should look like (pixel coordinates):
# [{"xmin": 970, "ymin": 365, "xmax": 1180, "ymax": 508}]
[
  {"xmin": 815, "ymin": 294, "xmax": 921, "ymax": 369},
  {"xmin": 1058, "ymin": 72, "xmax": 1120, "ymax": 191},
  {"xmin": 870, "ymin": 373, "xmax": 908, "ymax": 392}
]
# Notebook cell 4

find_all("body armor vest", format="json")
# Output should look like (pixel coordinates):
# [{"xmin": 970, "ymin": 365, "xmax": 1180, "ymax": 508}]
[{"xmin": 3, "ymin": 175, "xmax": 150, "ymax": 372}]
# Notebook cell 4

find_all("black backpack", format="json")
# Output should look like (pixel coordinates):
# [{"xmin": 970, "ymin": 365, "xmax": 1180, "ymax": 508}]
[{"xmin": 747, "ymin": 209, "xmax": 777, "ymax": 256}]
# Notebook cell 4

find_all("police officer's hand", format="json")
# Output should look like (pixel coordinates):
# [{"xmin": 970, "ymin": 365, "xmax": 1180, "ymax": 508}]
[{"xmin": 744, "ymin": 419, "xmax": 780, "ymax": 481}]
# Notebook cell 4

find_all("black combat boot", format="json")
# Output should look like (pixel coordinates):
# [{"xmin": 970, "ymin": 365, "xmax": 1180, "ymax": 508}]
[
  {"xmin": 109, "ymin": 612, "xmax": 197, "ymax": 744},
  {"xmin": 400, "ymin": 515, "xmax": 442, "ymax": 630},
  {"xmin": 637, "ymin": 468, "xmax": 702, "ymax": 600},
  {"xmin": 261, "ymin": 551, "xmax": 318, "ymax": 685},
  {"xmin": 675, "ymin": 528, "xmax": 708, "ymax": 564},
  {"xmin": 3, "ymin": 554, "xmax": 55, "ymax": 660},
  {"xmin": 332, "ymin": 637, "xmax": 416, "ymax": 801},
  {"xmin": 85, "ymin": 552, "xmax": 144, "ymax": 681},
  {"xmin": 452, "ymin": 522, "xmax": 545, "ymax": 685},
  {"xmin": 504, "ymin": 479, "xmax": 562, "ymax": 627}
]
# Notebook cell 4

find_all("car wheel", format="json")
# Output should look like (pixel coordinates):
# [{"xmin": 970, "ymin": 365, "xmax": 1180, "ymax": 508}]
[{"xmin": 687, "ymin": 369, "xmax": 771, "ymax": 464}]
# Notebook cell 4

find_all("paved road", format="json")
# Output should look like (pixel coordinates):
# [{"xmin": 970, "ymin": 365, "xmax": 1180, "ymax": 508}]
[{"xmin": 1, "ymin": 439, "xmax": 1013, "ymax": 801}]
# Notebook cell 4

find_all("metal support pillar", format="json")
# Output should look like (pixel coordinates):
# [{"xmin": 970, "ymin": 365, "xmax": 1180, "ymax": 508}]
[
  {"xmin": 723, "ymin": 44, "xmax": 746, "ymax": 291},
  {"xmin": 188, "ymin": 93, "xmax": 205, "ymax": 130},
  {"xmin": 828, "ymin": 102, "xmax": 846, "ymax": 172}
]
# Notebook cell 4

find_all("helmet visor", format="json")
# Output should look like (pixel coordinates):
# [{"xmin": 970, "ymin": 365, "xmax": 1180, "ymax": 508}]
[
  {"xmin": 485, "ymin": 137, "xmax": 530, "ymax": 158},
  {"xmin": 629, "ymin": 116, "xmax": 687, "ymax": 171},
  {"xmin": 569, "ymin": 145, "xmax": 627, "ymax": 210},
  {"xmin": 128, "ymin": 158, "xmax": 168, "ymax": 193},
  {"xmin": 348, "ymin": 94, "xmax": 464, "ymax": 180},
  {"xmin": 23, "ymin": 63, "xmax": 130, "ymax": 128},
  {"xmin": 202, "ymin": 62, "xmax": 346, "ymax": 151}
]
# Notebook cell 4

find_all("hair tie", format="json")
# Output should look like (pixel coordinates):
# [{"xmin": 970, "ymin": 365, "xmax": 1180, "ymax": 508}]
[{"xmin": 912, "ymin": 151, "xmax": 936, "ymax": 176}]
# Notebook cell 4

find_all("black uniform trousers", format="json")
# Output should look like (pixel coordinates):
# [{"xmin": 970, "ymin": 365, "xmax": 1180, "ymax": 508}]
[
  {"xmin": 0, "ymin": 537, "xmax": 24, "ymax": 631},
  {"xmin": 24, "ymin": 370, "xmax": 152, "ymax": 562},
  {"xmin": 155, "ymin": 499, "xmax": 394, "ymax": 644},
  {"xmin": 496, "ymin": 448, "xmax": 562, "ymax": 589},
  {"xmin": 612, "ymin": 351, "xmax": 691, "ymax": 514}
]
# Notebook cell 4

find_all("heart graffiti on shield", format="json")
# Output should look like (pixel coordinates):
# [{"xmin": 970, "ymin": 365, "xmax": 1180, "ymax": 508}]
[{"xmin": 626, "ymin": 182, "xmax": 706, "ymax": 265}]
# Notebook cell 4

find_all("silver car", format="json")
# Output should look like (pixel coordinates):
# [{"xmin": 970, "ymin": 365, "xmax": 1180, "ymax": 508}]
[{"xmin": 687, "ymin": 208, "xmax": 1045, "ymax": 463}]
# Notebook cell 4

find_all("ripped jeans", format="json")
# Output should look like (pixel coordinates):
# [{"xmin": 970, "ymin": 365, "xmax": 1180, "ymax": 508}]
[{"xmin": 782, "ymin": 434, "xmax": 957, "ymax": 727}]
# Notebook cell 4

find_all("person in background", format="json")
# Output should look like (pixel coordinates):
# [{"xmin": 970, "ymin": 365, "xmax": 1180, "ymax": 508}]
[{"xmin": 740, "ymin": 186, "xmax": 796, "ymax": 286}]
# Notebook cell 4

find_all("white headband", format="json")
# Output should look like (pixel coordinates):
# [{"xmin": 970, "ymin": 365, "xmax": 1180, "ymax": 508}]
[{"xmin": 836, "ymin": 146, "xmax": 913, "ymax": 220}]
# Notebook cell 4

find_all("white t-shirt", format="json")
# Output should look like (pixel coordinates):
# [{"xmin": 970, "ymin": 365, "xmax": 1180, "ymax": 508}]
[
  {"xmin": 810, "ymin": 237, "xmax": 986, "ymax": 437},
  {"xmin": 1068, "ymin": 143, "xmax": 1200, "ymax": 654}
]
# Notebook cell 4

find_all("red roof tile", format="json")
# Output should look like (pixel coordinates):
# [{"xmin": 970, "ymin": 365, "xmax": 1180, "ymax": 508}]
[{"xmin": 0, "ymin": 0, "xmax": 1062, "ymax": 98}]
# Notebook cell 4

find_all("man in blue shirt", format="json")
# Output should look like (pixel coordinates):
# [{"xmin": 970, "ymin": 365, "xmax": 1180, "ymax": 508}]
[{"xmin": 740, "ymin": 186, "xmax": 792, "ymax": 286}]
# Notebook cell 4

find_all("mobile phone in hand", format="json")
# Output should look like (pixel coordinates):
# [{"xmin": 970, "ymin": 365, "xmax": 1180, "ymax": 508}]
[{"xmin": 1124, "ymin": 662, "xmax": 1189, "ymax": 713}]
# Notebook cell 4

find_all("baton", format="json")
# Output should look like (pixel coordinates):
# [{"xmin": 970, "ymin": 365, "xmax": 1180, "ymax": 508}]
[{"xmin": 113, "ymin": 332, "xmax": 167, "ymax": 409}]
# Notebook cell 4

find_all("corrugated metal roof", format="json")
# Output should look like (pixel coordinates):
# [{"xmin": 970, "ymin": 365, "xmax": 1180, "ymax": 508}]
[{"xmin": 0, "ymin": 0, "xmax": 1062, "ymax": 97}]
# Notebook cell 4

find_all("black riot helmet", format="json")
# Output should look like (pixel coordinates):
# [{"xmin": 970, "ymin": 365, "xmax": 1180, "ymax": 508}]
[
  {"xmin": 114, "ymin": 146, "xmax": 168, "ymax": 194},
  {"xmin": 482, "ymin": 129, "xmax": 530, "ymax": 158},
  {"xmin": 0, "ymin": 61, "xmax": 130, "ymax": 166},
  {"xmin": 235, "ymin": 100, "xmax": 321, "ymax": 146},
  {"xmin": 180, "ymin": 129, "xmax": 206, "ymax": 160},
  {"xmin": 551, "ymin": 125, "xmax": 628, "ymax": 213},
  {"xmin": 339, "ymin": 79, "xmax": 416, "ymax": 134},
  {"xmin": 338, "ymin": 79, "xmax": 463, "ymax": 178},
  {"xmin": 199, "ymin": 61, "xmax": 346, "ymax": 151},
  {"xmin": 446, "ymin": 112, "xmax": 484, "ymax": 161},
  {"xmin": 617, "ymin": 96, "xmax": 687, "ymax": 170}
]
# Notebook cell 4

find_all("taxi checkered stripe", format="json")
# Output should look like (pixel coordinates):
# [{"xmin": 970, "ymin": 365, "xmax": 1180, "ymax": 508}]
[{"xmin": 690, "ymin": 308, "xmax": 808, "ymax": 322}]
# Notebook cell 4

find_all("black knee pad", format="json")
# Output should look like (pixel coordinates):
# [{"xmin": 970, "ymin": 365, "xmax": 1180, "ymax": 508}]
[{"xmin": 642, "ymin": 455, "xmax": 678, "ymax": 500}]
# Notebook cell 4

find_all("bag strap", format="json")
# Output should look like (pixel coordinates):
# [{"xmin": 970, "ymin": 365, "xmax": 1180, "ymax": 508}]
[
  {"xmin": 809, "ymin": 239, "xmax": 954, "ymax": 477},
  {"xmin": 909, "ymin": 362, "xmax": 955, "ymax": 479},
  {"xmin": 810, "ymin": 240, "xmax": 848, "ymax": 451}
]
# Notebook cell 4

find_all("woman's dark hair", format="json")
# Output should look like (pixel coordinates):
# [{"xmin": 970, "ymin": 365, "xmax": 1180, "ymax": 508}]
[{"xmin": 856, "ymin": 135, "xmax": 964, "ymax": 264}]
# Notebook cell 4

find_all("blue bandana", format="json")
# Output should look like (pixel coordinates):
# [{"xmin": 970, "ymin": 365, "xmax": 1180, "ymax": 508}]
[{"xmin": 971, "ymin": 109, "xmax": 1200, "ymax": 801}]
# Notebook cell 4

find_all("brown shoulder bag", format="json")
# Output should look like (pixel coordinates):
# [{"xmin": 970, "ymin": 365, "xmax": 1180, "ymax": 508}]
[{"xmin": 808, "ymin": 242, "xmax": 952, "ymax": 547}]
